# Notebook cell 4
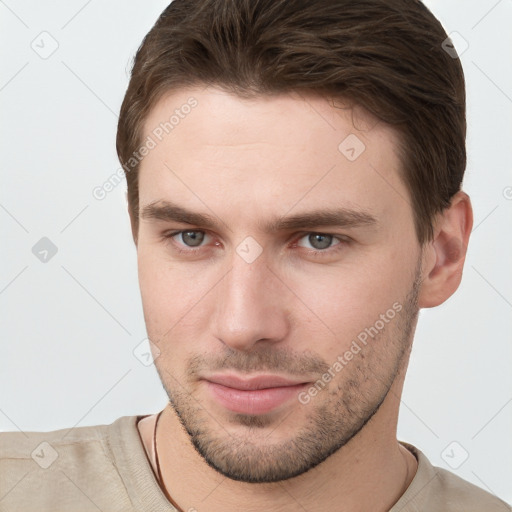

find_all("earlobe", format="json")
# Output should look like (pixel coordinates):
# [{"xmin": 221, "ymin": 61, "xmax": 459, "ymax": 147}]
[{"xmin": 418, "ymin": 191, "xmax": 473, "ymax": 308}]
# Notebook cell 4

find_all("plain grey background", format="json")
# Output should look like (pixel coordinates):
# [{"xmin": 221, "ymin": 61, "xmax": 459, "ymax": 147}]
[{"xmin": 1, "ymin": 0, "xmax": 511, "ymax": 503}]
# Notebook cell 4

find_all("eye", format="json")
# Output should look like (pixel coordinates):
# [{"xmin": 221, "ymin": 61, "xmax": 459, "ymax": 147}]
[
  {"xmin": 165, "ymin": 230, "xmax": 211, "ymax": 249},
  {"xmin": 296, "ymin": 233, "xmax": 342, "ymax": 251}
]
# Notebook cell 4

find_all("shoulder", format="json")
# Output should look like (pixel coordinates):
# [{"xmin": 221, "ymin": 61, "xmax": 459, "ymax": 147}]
[
  {"xmin": 393, "ymin": 443, "xmax": 511, "ymax": 512},
  {"xmin": 431, "ymin": 465, "xmax": 510, "ymax": 511},
  {"xmin": 0, "ymin": 416, "xmax": 139, "ymax": 511}
]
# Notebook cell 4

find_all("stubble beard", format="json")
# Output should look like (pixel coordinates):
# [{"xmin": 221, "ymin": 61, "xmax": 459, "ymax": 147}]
[{"xmin": 155, "ymin": 264, "xmax": 422, "ymax": 483}]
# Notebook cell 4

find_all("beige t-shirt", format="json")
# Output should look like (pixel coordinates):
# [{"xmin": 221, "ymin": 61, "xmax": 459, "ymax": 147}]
[{"xmin": 0, "ymin": 414, "xmax": 509, "ymax": 511}]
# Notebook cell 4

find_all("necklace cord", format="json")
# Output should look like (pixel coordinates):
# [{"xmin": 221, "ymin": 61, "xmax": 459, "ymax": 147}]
[{"xmin": 153, "ymin": 410, "xmax": 185, "ymax": 512}]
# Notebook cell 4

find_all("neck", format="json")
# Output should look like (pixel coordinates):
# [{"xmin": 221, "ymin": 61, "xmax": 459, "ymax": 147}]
[{"xmin": 152, "ymin": 387, "xmax": 417, "ymax": 512}]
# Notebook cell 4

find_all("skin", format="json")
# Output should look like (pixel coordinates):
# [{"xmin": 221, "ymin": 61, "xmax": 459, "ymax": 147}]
[{"xmin": 131, "ymin": 86, "xmax": 473, "ymax": 512}]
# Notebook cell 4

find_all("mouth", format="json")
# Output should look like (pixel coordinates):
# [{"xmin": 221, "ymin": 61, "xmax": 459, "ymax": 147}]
[{"xmin": 202, "ymin": 373, "xmax": 311, "ymax": 415}]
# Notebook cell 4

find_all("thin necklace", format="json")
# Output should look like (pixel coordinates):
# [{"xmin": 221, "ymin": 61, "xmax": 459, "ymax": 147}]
[
  {"xmin": 153, "ymin": 411, "xmax": 163, "ymax": 483},
  {"xmin": 153, "ymin": 410, "xmax": 185, "ymax": 512}
]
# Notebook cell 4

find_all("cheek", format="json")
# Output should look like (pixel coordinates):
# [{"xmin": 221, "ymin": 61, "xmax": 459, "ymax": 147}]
[
  {"xmin": 286, "ymin": 254, "xmax": 411, "ymax": 347},
  {"xmin": 137, "ymin": 248, "xmax": 200, "ymax": 331}
]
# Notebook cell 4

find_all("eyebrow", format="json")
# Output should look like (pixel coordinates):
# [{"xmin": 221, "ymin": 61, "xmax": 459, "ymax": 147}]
[{"xmin": 140, "ymin": 200, "xmax": 377, "ymax": 232}]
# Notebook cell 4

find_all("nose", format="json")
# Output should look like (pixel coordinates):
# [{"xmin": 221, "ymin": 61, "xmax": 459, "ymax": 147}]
[{"xmin": 212, "ymin": 252, "xmax": 290, "ymax": 352}]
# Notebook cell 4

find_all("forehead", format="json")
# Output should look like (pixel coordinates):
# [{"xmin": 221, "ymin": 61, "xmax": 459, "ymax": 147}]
[
  {"xmin": 142, "ymin": 86, "xmax": 400, "ymax": 155},
  {"xmin": 138, "ymin": 86, "xmax": 410, "ymax": 232}
]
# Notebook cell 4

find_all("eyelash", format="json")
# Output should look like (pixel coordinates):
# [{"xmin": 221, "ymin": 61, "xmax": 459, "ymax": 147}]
[{"xmin": 162, "ymin": 230, "xmax": 349, "ymax": 258}]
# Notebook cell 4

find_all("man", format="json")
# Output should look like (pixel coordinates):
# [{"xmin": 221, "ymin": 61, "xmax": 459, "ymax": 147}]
[{"xmin": 1, "ymin": 0, "xmax": 510, "ymax": 510}]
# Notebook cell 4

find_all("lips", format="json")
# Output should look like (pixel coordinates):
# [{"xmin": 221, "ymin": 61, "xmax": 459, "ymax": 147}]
[
  {"xmin": 203, "ymin": 373, "xmax": 309, "ymax": 390},
  {"xmin": 202, "ymin": 373, "xmax": 311, "ymax": 415}
]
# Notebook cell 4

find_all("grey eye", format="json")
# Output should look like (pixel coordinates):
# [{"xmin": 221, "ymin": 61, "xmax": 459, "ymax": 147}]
[
  {"xmin": 307, "ymin": 233, "xmax": 333, "ymax": 250},
  {"xmin": 180, "ymin": 231, "xmax": 205, "ymax": 247}
]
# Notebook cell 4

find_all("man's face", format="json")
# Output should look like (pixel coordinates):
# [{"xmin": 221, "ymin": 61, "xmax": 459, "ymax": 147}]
[{"xmin": 136, "ymin": 86, "xmax": 423, "ymax": 483}]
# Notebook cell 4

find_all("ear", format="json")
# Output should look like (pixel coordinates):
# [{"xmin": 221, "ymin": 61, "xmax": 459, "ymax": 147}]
[
  {"xmin": 418, "ymin": 191, "xmax": 473, "ymax": 308},
  {"xmin": 126, "ymin": 192, "xmax": 138, "ymax": 247}
]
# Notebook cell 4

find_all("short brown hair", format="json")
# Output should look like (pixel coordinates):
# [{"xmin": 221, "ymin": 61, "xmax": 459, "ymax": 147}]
[{"xmin": 116, "ymin": 0, "xmax": 466, "ymax": 244}]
